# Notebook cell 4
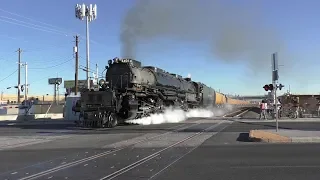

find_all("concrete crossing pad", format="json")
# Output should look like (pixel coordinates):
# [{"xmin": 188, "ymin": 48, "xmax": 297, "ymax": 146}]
[{"xmin": 249, "ymin": 129, "xmax": 320, "ymax": 143}]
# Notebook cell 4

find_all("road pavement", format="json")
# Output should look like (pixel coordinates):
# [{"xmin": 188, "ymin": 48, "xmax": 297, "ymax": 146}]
[
  {"xmin": 154, "ymin": 143, "xmax": 320, "ymax": 180},
  {"xmin": 0, "ymin": 108, "xmax": 320, "ymax": 179}
]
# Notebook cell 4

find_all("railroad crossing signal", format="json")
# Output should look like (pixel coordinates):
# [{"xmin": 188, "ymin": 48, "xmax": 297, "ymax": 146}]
[
  {"xmin": 263, "ymin": 83, "xmax": 284, "ymax": 91},
  {"xmin": 11, "ymin": 85, "xmax": 24, "ymax": 92},
  {"xmin": 263, "ymin": 85, "xmax": 268, "ymax": 91},
  {"xmin": 263, "ymin": 84, "xmax": 274, "ymax": 91},
  {"xmin": 278, "ymin": 83, "xmax": 284, "ymax": 90}
]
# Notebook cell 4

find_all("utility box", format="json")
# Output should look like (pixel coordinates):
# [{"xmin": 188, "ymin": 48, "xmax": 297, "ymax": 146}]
[{"xmin": 63, "ymin": 94, "xmax": 81, "ymax": 121}]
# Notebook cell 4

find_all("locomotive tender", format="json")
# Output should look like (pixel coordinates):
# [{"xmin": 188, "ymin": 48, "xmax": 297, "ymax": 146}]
[{"xmin": 74, "ymin": 57, "xmax": 249, "ymax": 128}]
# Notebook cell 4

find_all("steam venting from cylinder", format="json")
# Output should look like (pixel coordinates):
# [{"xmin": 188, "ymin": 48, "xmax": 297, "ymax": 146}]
[{"xmin": 127, "ymin": 105, "xmax": 234, "ymax": 125}]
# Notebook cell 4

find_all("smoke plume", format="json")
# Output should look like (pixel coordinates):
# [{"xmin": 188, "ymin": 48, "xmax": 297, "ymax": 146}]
[
  {"xmin": 120, "ymin": 0, "xmax": 286, "ymax": 69},
  {"xmin": 126, "ymin": 105, "xmax": 234, "ymax": 125}
]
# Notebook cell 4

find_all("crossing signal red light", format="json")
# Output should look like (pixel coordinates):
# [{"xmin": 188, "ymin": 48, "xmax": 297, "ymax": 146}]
[
  {"xmin": 268, "ymin": 84, "xmax": 274, "ymax": 91},
  {"xmin": 263, "ymin": 84, "xmax": 274, "ymax": 91}
]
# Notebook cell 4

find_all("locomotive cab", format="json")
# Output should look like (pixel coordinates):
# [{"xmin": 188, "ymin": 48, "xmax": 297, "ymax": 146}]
[{"xmin": 105, "ymin": 57, "xmax": 142, "ymax": 120}]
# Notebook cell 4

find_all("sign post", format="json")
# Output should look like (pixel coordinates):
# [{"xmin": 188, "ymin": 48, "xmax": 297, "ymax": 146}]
[{"xmin": 48, "ymin": 78, "xmax": 62, "ymax": 104}]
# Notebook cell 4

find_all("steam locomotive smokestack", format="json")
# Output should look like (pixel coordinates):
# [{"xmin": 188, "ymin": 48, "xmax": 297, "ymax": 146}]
[
  {"xmin": 120, "ymin": 0, "xmax": 287, "ymax": 71},
  {"xmin": 120, "ymin": 28, "xmax": 136, "ymax": 58}
]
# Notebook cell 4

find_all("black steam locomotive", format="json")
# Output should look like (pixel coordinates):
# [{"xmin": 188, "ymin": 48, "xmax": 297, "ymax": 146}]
[{"xmin": 74, "ymin": 57, "xmax": 223, "ymax": 128}]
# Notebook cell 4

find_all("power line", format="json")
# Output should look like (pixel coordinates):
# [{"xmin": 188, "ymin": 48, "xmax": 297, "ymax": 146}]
[
  {"xmin": 0, "ymin": 35, "xmax": 73, "ymax": 54},
  {"xmin": 79, "ymin": 67, "xmax": 104, "ymax": 78},
  {"xmin": 79, "ymin": 55, "xmax": 98, "ymax": 70},
  {"xmin": 28, "ymin": 65, "xmax": 71, "ymax": 85},
  {"xmin": 0, "ymin": 8, "xmax": 72, "ymax": 29},
  {"xmin": 0, "ymin": 17, "xmax": 106, "ymax": 61},
  {"xmin": 25, "ymin": 42, "xmax": 73, "ymax": 53},
  {"xmin": 0, "ymin": 8, "xmax": 109, "ymax": 49},
  {"xmin": 0, "ymin": 16, "xmax": 71, "ymax": 36},
  {"xmin": 0, "ymin": 34, "xmax": 29, "ymax": 42},
  {"xmin": 0, "ymin": 18, "xmax": 68, "ymax": 36},
  {"xmin": 0, "ymin": 69, "xmax": 18, "ymax": 83},
  {"xmin": 0, "ymin": 8, "xmax": 76, "ymax": 35},
  {"xmin": 31, "ymin": 54, "xmax": 74, "ymax": 64},
  {"xmin": 79, "ymin": 64, "xmax": 101, "ymax": 74},
  {"xmin": 0, "ymin": 52, "xmax": 16, "ymax": 63},
  {"xmin": 29, "ymin": 58, "xmax": 73, "ymax": 70}
]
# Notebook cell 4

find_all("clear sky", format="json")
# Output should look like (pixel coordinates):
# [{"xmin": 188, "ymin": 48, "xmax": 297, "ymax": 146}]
[{"xmin": 0, "ymin": 0, "xmax": 320, "ymax": 97}]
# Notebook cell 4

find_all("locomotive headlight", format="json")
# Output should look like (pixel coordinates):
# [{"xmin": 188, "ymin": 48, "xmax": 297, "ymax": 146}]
[{"xmin": 99, "ymin": 79, "xmax": 106, "ymax": 87}]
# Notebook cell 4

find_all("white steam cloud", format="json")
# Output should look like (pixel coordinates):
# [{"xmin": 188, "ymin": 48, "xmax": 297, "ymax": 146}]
[{"xmin": 127, "ymin": 105, "xmax": 234, "ymax": 125}]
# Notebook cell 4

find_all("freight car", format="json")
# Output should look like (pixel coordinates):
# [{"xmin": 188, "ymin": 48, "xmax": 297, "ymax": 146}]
[{"xmin": 74, "ymin": 57, "xmax": 250, "ymax": 128}]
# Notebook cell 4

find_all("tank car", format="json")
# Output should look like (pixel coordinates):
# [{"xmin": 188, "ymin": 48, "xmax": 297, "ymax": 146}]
[{"xmin": 214, "ymin": 92, "xmax": 227, "ymax": 106}]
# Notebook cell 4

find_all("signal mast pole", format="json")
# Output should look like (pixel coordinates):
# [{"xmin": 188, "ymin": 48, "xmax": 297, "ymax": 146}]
[
  {"xmin": 273, "ymin": 82, "xmax": 278, "ymax": 131},
  {"xmin": 272, "ymin": 53, "xmax": 279, "ymax": 132}
]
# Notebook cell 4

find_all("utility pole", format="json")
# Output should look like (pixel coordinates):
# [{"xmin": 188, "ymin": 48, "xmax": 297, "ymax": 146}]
[
  {"xmin": 16, "ymin": 48, "xmax": 22, "ymax": 103},
  {"xmin": 17, "ymin": 62, "xmax": 28, "ymax": 106},
  {"xmin": 24, "ymin": 62, "xmax": 28, "ymax": 103},
  {"xmin": 74, "ymin": 35, "xmax": 79, "ymax": 95}
]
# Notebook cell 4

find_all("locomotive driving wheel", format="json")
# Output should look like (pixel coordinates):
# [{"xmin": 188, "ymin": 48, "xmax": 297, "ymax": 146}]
[
  {"xmin": 156, "ymin": 99, "xmax": 164, "ymax": 113},
  {"xmin": 101, "ymin": 111, "xmax": 109, "ymax": 128},
  {"xmin": 96, "ymin": 111, "xmax": 103, "ymax": 128},
  {"xmin": 107, "ymin": 113, "xmax": 118, "ymax": 128}
]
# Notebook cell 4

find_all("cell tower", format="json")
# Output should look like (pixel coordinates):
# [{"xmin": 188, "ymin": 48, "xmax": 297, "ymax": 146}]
[{"xmin": 75, "ymin": 3, "xmax": 97, "ymax": 89}]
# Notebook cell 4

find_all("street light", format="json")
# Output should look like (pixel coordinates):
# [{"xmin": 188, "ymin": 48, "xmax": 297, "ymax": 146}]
[{"xmin": 75, "ymin": 3, "xmax": 97, "ymax": 90}]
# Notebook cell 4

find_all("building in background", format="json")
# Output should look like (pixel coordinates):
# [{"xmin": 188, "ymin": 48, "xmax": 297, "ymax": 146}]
[
  {"xmin": 1, "ymin": 94, "xmax": 65, "ymax": 104},
  {"xmin": 64, "ymin": 79, "xmax": 97, "ymax": 94}
]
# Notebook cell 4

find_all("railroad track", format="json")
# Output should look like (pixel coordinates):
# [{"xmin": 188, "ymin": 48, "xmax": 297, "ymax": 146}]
[
  {"xmin": 222, "ymin": 107, "xmax": 253, "ymax": 118},
  {"xmin": 8, "ymin": 120, "xmax": 228, "ymax": 180}
]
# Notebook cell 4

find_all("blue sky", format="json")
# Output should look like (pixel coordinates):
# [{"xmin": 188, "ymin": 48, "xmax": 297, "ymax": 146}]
[{"xmin": 0, "ymin": 0, "xmax": 320, "ymax": 97}]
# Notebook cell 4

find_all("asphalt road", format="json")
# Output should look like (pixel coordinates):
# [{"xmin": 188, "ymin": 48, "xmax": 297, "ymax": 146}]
[{"xmin": 0, "ymin": 108, "xmax": 320, "ymax": 180}]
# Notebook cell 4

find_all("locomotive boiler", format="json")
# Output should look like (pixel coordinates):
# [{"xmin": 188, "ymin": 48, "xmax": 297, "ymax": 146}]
[{"xmin": 74, "ymin": 57, "xmax": 249, "ymax": 128}]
